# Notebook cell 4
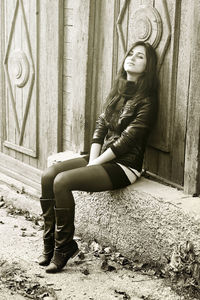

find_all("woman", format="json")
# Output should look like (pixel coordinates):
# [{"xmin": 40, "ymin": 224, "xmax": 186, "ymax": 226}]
[{"xmin": 38, "ymin": 41, "xmax": 158, "ymax": 273}]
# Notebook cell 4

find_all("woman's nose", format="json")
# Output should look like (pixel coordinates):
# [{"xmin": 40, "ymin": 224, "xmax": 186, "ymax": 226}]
[{"xmin": 131, "ymin": 54, "xmax": 136, "ymax": 61}]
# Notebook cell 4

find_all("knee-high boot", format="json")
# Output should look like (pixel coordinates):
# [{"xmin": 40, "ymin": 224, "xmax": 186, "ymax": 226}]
[
  {"xmin": 38, "ymin": 198, "xmax": 55, "ymax": 266},
  {"xmin": 46, "ymin": 207, "xmax": 79, "ymax": 273}
]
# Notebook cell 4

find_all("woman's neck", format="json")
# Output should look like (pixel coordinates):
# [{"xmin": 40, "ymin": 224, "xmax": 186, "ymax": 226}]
[
  {"xmin": 117, "ymin": 77, "xmax": 137, "ymax": 98},
  {"xmin": 126, "ymin": 73, "xmax": 139, "ymax": 82}
]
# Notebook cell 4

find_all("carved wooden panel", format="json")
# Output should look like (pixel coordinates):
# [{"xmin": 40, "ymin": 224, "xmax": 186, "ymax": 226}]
[{"xmin": 3, "ymin": 0, "xmax": 37, "ymax": 157}]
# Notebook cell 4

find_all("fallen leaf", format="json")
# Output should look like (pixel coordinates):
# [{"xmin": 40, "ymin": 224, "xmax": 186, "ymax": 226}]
[
  {"xmin": 114, "ymin": 289, "xmax": 131, "ymax": 299},
  {"xmin": 81, "ymin": 268, "xmax": 90, "ymax": 275},
  {"xmin": 21, "ymin": 227, "xmax": 27, "ymax": 231},
  {"xmin": 104, "ymin": 247, "xmax": 112, "ymax": 254}
]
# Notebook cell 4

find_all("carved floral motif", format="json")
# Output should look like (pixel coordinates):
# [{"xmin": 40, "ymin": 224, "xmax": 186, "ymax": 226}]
[
  {"xmin": 8, "ymin": 49, "xmax": 30, "ymax": 88},
  {"xmin": 132, "ymin": 5, "xmax": 162, "ymax": 48}
]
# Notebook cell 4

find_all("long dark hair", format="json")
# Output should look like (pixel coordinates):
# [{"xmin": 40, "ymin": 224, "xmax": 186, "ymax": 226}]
[{"xmin": 104, "ymin": 41, "xmax": 158, "ymax": 110}]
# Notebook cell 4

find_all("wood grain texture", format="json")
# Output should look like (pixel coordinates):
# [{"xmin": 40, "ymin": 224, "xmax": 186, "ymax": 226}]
[
  {"xmin": 0, "ymin": 152, "xmax": 41, "ymax": 190},
  {"xmin": 0, "ymin": 1, "xmax": 6, "ymax": 153},
  {"xmin": 184, "ymin": 0, "xmax": 200, "ymax": 195},
  {"xmin": 37, "ymin": 0, "xmax": 63, "ymax": 169},
  {"xmin": 170, "ymin": 0, "xmax": 190, "ymax": 185},
  {"xmin": 62, "ymin": 0, "xmax": 74, "ymax": 151},
  {"xmin": 90, "ymin": 0, "xmax": 116, "ymax": 145},
  {"xmin": 64, "ymin": 0, "xmax": 96, "ymax": 153},
  {"xmin": 0, "ymin": 0, "xmax": 64, "ymax": 189}
]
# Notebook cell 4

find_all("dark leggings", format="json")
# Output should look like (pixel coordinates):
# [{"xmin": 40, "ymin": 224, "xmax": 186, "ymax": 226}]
[{"xmin": 41, "ymin": 157, "xmax": 113, "ymax": 209}]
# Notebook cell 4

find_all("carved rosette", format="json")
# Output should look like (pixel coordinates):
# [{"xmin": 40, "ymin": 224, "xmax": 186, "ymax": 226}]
[
  {"xmin": 8, "ymin": 49, "xmax": 30, "ymax": 88},
  {"xmin": 117, "ymin": 0, "xmax": 171, "ymax": 71},
  {"xmin": 132, "ymin": 5, "xmax": 162, "ymax": 48}
]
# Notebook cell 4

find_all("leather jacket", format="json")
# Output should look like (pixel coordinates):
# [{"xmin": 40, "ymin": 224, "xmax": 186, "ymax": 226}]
[{"xmin": 91, "ymin": 95, "xmax": 157, "ymax": 171}]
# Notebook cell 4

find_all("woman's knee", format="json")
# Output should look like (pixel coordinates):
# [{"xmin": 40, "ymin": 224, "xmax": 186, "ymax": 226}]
[
  {"xmin": 53, "ymin": 172, "xmax": 72, "ymax": 195},
  {"xmin": 41, "ymin": 165, "xmax": 57, "ymax": 187}
]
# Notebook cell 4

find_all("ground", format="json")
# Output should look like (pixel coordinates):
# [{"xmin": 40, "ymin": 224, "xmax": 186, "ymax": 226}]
[{"xmin": 0, "ymin": 195, "xmax": 199, "ymax": 300}]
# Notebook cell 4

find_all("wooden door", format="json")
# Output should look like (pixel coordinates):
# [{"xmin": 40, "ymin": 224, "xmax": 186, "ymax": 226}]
[
  {"xmin": 0, "ymin": 0, "xmax": 63, "ymax": 190},
  {"xmin": 3, "ymin": 0, "xmax": 37, "ymax": 158},
  {"xmin": 90, "ymin": 0, "xmax": 188, "ymax": 188}
]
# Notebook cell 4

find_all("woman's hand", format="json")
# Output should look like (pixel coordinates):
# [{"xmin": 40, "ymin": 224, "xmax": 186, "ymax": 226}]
[
  {"xmin": 89, "ymin": 143, "xmax": 102, "ymax": 163},
  {"xmin": 87, "ymin": 148, "xmax": 116, "ymax": 166},
  {"xmin": 87, "ymin": 159, "xmax": 99, "ymax": 166}
]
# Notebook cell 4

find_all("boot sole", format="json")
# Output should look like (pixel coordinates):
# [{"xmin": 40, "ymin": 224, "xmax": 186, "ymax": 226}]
[
  {"xmin": 45, "ymin": 248, "xmax": 80, "ymax": 273},
  {"xmin": 38, "ymin": 253, "xmax": 54, "ymax": 266},
  {"xmin": 71, "ymin": 249, "xmax": 80, "ymax": 259}
]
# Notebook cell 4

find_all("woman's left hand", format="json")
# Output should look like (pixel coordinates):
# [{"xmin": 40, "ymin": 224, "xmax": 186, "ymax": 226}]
[
  {"xmin": 87, "ymin": 159, "xmax": 99, "ymax": 166},
  {"xmin": 87, "ymin": 148, "xmax": 116, "ymax": 166}
]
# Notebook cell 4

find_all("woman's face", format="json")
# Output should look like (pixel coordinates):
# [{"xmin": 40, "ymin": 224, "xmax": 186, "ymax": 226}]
[{"xmin": 124, "ymin": 45, "xmax": 147, "ymax": 80}]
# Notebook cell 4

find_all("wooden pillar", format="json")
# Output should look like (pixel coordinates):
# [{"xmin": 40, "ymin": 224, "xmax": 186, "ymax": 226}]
[
  {"xmin": 0, "ymin": 0, "xmax": 5, "ymax": 152},
  {"xmin": 38, "ymin": 0, "xmax": 63, "ymax": 168},
  {"xmin": 71, "ymin": 0, "xmax": 96, "ymax": 153},
  {"xmin": 184, "ymin": 0, "xmax": 200, "ymax": 195}
]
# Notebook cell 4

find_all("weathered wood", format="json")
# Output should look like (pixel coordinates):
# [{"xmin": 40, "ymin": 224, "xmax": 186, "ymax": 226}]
[
  {"xmin": 184, "ymin": 0, "xmax": 200, "ymax": 195},
  {"xmin": 0, "ymin": 0, "xmax": 64, "ymax": 192},
  {"xmin": 63, "ymin": 58, "xmax": 72, "ymax": 77},
  {"xmin": 37, "ymin": 0, "xmax": 63, "ymax": 169},
  {"xmin": 89, "ymin": 0, "xmax": 116, "ymax": 146},
  {"xmin": 64, "ymin": 8, "xmax": 73, "ymax": 26},
  {"xmin": 95, "ymin": 0, "xmax": 116, "ymax": 114},
  {"xmin": 69, "ymin": 0, "xmax": 96, "ymax": 152},
  {"xmin": 3, "ymin": 0, "xmax": 37, "ymax": 158},
  {"xmin": 62, "ymin": 4, "xmax": 74, "ymax": 152},
  {"xmin": 4, "ymin": 0, "xmax": 15, "ymax": 159},
  {"xmin": 152, "ymin": 0, "xmax": 182, "ymax": 185},
  {"xmin": 112, "ymin": 0, "xmax": 120, "ymax": 83},
  {"xmin": 64, "ymin": 0, "xmax": 74, "ymax": 9},
  {"xmin": 64, "ymin": 24, "xmax": 73, "ymax": 43},
  {"xmin": 63, "ymin": 42, "xmax": 72, "ymax": 59},
  {"xmin": 62, "ymin": 91, "xmax": 73, "ymax": 151},
  {"xmin": 147, "ymin": 0, "xmax": 172, "ymax": 152},
  {"xmin": 28, "ymin": 0, "xmax": 38, "ymax": 168},
  {"xmin": 117, "ymin": 0, "xmax": 129, "ymax": 66},
  {"xmin": 171, "ymin": 0, "xmax": 190, "ymax": 185},
  {"xmin": 0, "ymin": 0, "xmax": 6, "ymax": 153},
  {"xmin": 144, "ymin": 146, "xmax": 159, "ymax": 175},
  {"xmin": 0, "ymin": 152, "xmax": 41, "ymax": 186},
  {"xmin": 63, "ymin": 76, "xmax": 72, "ymax": 94}
]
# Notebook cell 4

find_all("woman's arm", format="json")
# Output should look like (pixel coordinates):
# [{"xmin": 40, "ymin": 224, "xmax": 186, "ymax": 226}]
[
  {"xmin": 89, "ymin": 143, "xmax": 102, "ymax": 163},
  {"xmin": 91, "ymin": 113, "xmax": 108, "ymax": 145},
  {"xmin": 110, "ymin": 99, "xmax": 156, "ymax": 157},
  {"xmin": 88, "ymin": 147, "xmax": 116, "ymax": 166},
  {"xmin": 88, "ymin": 112, "xmax": 109, "ymax": 165}
]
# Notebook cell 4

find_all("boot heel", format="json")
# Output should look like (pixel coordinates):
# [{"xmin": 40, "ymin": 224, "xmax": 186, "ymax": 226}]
[{"xmin": 39, "ymin": 199, "xmax": 55, "ymax": 266}]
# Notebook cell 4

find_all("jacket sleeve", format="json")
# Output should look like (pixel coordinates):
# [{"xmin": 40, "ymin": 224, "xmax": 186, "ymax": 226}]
[
  {"xmin": 91, "ymin": 112, "xmax": 108, "ymax": 145},
  {"xmin": 110, "ymin": 99, "xmax": 156, "ymax": 157}
]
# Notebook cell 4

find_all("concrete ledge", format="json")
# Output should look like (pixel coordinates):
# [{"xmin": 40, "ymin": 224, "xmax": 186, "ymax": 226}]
[{"xmin": 74, "ymin": 179, "xmax": 200, "ymax": 265}]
